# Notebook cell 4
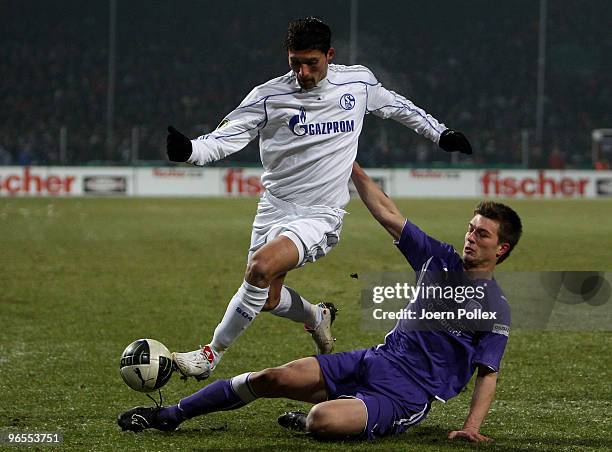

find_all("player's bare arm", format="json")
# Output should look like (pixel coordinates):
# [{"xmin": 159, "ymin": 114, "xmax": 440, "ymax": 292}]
[
  {"xmin": 351, "ymin": 162, "xmax": 405, "ymax": 240},
  {"xmin": 448, "ymin": 365, "xmax": 498, "ymax": 443}
]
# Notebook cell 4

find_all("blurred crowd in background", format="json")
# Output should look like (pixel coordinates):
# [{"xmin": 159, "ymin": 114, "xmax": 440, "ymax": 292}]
[{"xmin": 1, "ymin": 0, "xmax": 610, "ymax": 168}]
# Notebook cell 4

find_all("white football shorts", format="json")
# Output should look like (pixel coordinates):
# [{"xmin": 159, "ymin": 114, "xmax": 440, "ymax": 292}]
[{"xmin": 248, "ymin": 191, "xmax": 346, "ymax": 267}]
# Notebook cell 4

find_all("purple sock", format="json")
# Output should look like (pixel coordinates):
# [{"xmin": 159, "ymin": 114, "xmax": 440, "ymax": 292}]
[
  {"xmin": 161, "ymin": 380, "xmax": 247, "ymax": 422},
  {"xmin": 158, "ymin": 405, "xmax": 185, "ymax": 425}
]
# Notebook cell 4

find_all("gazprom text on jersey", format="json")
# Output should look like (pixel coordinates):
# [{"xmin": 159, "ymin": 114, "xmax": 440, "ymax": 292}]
[{"xmin": 303, "ymin": 120, "xmax": 355, "ymax": 135}]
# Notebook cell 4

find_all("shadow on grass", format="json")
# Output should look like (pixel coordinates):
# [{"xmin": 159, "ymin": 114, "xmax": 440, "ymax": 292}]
[
  {"xmin": 133, "ymin": 423, "xmax": 612, "ymax": 451},
  {"xmin": 166, "ymin": 423, "xmax": 453, "ymax": 447}
]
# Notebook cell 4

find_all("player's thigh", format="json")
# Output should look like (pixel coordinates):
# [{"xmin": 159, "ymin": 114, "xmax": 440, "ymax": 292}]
[
  {"xmin": 249, "ymin": 357, "xmax": 327, "ymax": 403},
  {"xmin": 247, "ymin": 235, "xmax": 300, "ymax": 282},
  {"xmin": 306, "ymin": 398, "xmax": 367, "ymax": 439}
]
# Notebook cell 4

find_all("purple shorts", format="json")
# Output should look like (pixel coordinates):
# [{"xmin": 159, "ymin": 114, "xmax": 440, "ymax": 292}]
[{"xmin": 316, "ymin": 347, "xmax": 431, "ymax": 440}]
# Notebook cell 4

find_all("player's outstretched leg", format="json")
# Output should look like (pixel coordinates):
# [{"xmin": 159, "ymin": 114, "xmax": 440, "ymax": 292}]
[
  {"xmin": 267, "ymin": 283, "xmax": 338, "ymax": 354},
  {"xmin": 117, "ymin": 376, "xmax": 252, "ymax": 433},
  {"xmin": 118, "ymin": 357, "xmax": 326, "ymax": 433},
  {"xmin": 172, "ymin": 236, "xmax": 300, "ymax": 380}
]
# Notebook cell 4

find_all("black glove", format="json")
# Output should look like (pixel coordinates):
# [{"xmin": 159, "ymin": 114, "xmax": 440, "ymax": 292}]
[
  {"xmin": 438, "ymin": 129, "xmax": 472, "ymax": 155},
  {"xmin": 167, "ymin": 126, "xmax": 193, "ymax": 162}
]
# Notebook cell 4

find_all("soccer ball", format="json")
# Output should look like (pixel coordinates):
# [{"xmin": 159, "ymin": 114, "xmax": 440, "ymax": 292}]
[{"xmin": 119, "ymin": 339, "xmax": 173, "ymax": 393}]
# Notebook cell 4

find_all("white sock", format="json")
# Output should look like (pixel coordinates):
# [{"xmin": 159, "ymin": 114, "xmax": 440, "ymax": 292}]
[
  {"xmin": 270, "ymin": 286, "xmax": 320, "ymax": 329},
  {"xmin": 230, "ymin": 372, "xmax": 258, "ymax": 402},
  {"xmin": 211, "ymin": 280, "xmax": 269, "ymax": 351}
]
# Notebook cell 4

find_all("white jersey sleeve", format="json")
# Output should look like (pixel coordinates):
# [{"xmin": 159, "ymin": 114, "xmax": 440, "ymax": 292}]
[
  {"xmin": 187, "ymin": 87, "xmax": 266, "ymax": 166},
  {"xmin": 364, "ymin": 69, "xmax": 446, "ymax": 144},
  {"xmin": 182, "ymin": 65, "xmax": 450, "ymax": 209}
]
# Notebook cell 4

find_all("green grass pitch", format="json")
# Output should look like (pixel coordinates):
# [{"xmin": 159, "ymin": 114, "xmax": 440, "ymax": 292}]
[{"xmin": 0, "ymin": 197, "xmax": 610, "ymax": 451}]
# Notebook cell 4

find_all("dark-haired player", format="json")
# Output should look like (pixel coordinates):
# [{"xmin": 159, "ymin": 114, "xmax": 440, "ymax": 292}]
[
  {"xmin": 168, "ymin": 17, "xmax": 473, "ymax": 380},
  {"xmin": 119, "ymin": 164, "xmax": 521, "ymax": 443}
]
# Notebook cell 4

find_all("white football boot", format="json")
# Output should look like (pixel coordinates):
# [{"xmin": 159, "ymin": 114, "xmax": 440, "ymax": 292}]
[
  {"xmin": 305, "ymin": 302, "xmax": 338, "ymax": 355},
  {"xmin": 172, "ymin": 345, "xmax": 222, "ymax": 381}
]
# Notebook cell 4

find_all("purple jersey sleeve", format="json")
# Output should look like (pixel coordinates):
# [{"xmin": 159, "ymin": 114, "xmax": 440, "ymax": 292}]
[
  {"xmin": 395, "ymin": 220, "xmax": 460, "ymax": 271},
  {"xmin": 472, "ymin": 332, "xmax": 508, "ymax": 372},
  {"xmin": 473, "ymin": 291, "xmax": 511, "ymax": 372}
]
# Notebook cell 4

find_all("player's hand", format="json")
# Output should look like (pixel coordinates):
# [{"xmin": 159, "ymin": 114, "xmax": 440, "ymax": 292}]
[
  {"xmin": 448, "ymin": 427, "xmax": 494, "ymax": 443},
  {"xmin": 167, "ymin": 126, "xmax": 193, "ymax": 162},
  {"xmin": 439, "ymin": 129, "xmax": 472, "ymax": 155}
]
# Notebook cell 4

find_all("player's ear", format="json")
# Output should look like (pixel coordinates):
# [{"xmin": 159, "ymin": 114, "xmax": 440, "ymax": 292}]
[
  {"xmin": 496, "ymin": 242, "xmax": 510, "ymax": 259},
  {"xmin": 327, "ymin": 47, "xmax": 335, "ymax": 62}
]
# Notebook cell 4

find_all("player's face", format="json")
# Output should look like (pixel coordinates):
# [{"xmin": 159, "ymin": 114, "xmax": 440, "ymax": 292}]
[
  {"xmin": 288, "ymin": 48, "xmax": 335, "ymax": 90},
  {"xmin": 462, "ymin": 214, "xmax": 508, "ymax": 269}
]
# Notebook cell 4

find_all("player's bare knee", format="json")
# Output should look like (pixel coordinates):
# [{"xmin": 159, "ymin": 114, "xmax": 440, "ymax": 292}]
[
  {"xmin": 306, "ymin": 404, "xmax": 332, "ymax": 435},
  {"xmin": 245, "ymin": 256, "xmax": 273, "ymax": 287}
]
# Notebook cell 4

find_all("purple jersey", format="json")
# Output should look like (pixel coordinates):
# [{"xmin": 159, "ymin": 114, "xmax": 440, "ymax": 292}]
[{"xmin": 377, "ymin": 220, "xmax": 510, "ymax": 402}]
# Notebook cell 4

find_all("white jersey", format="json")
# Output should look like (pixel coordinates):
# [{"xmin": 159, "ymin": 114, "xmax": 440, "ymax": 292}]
[{"xmin": 188, "ymin": 64, "xmax": 446, "ymax": 208}]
